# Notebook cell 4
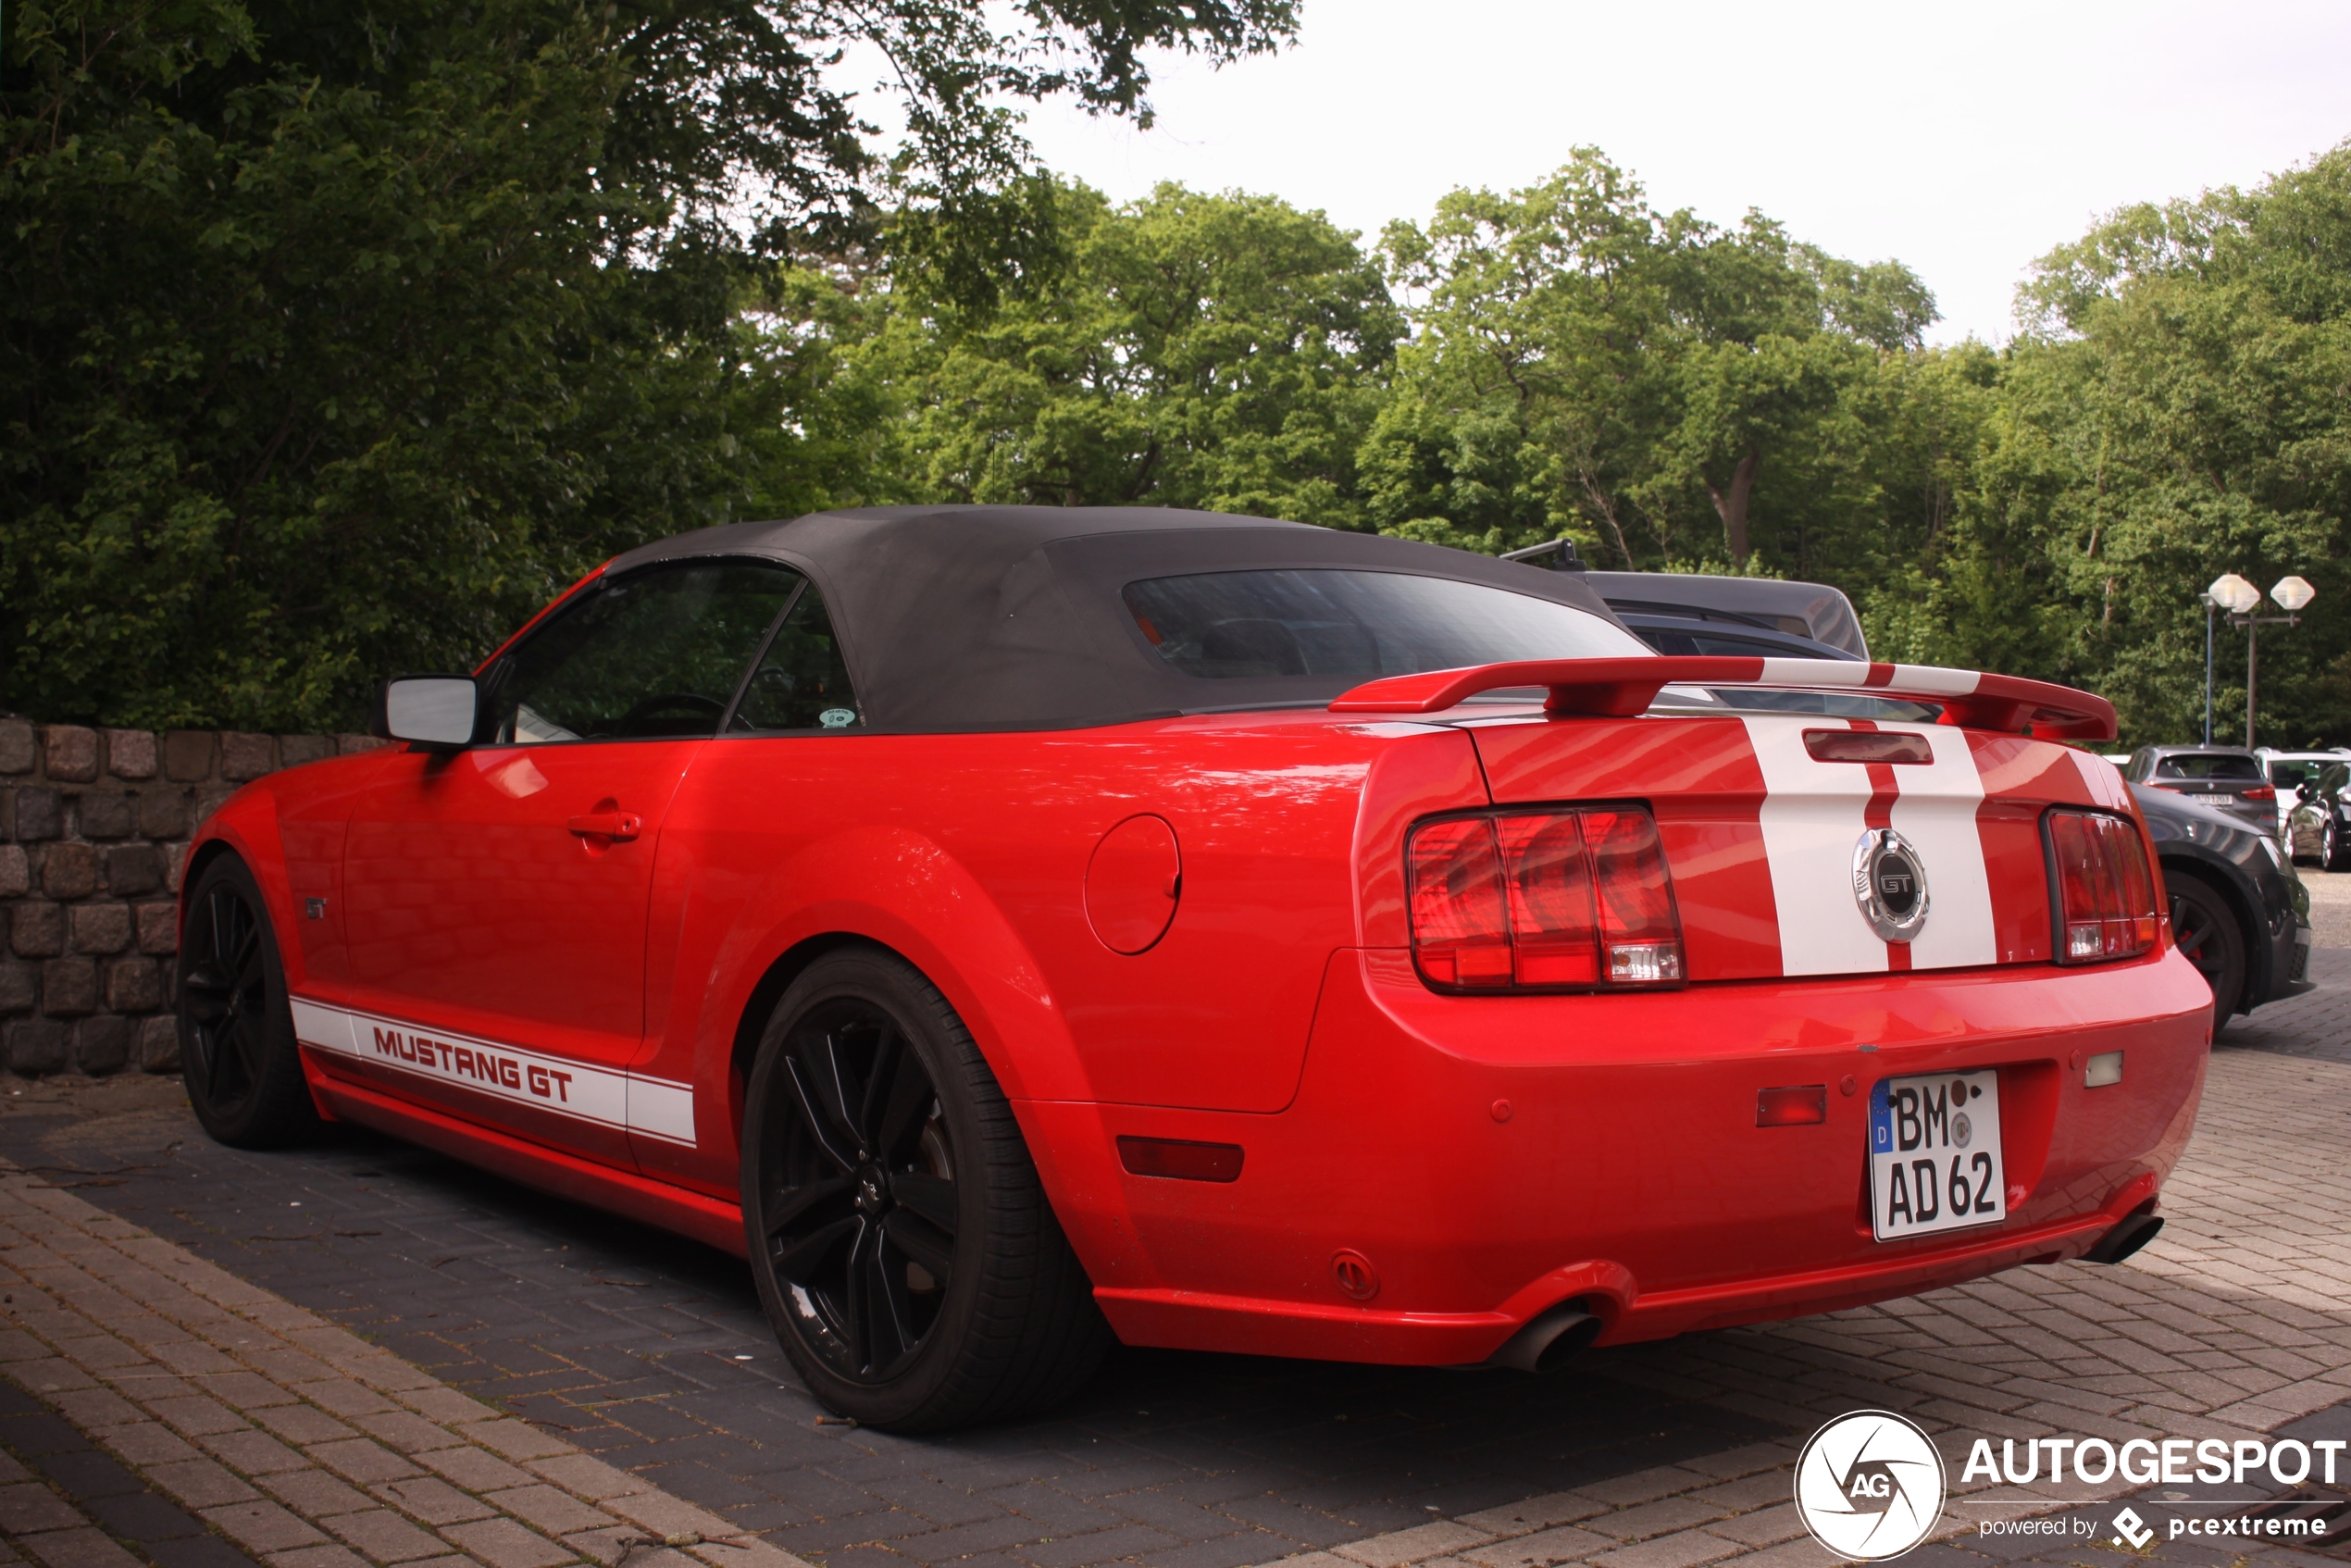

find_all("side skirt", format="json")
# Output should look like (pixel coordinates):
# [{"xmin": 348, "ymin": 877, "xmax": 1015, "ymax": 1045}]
[{"xmin": 306, "ymin": 1061, "xmax": 746, "ymax": 1259}]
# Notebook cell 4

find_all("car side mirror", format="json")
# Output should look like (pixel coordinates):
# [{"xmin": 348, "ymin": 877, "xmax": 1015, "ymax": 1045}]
[{"xmin": 374, "ymin": 676, "xmax": 479, "ymax": 750}]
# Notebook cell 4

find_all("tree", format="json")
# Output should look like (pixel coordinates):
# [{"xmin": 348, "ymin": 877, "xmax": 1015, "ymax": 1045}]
[
  {"xmin": 1915, "ymin": 143, "xmax": 2351, "ymax": 743},
  {"xmin": 836, "ymin": 178, "xmax": 1402, "ymax": 525},
  {"xmin": 1366, "ymin": 150, "xmax": 1938, "ymax": 579},
  {"xmin": 0, "ymin": 0, "xmax": 1299, "ymax": 729}
]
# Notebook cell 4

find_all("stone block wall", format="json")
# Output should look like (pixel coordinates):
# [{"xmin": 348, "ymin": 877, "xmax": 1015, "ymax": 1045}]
[{"xmin": 0, "ymin": 719, "xmax": 386, "ymax": 1076}]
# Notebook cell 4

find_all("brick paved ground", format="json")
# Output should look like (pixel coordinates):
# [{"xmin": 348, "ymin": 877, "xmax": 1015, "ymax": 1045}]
[
  {"xmin": 3, "ymin": 940, "xmax": 2345, "ymax": 1568},
  {"xmin": 0, "ymin": 1081, "xmax": 1780, "ymax": 1568},
  {"xmin": 1244, "ymin": 943, "xmax": 2351, "ymax": 1568},
  {"xmin": 2296, "ymin": 867, "xmax": 2351, "ymax": 958},
  {"xmin": 0, "ymin": 1372, "xmax": 262, "ymax": 1567},
  {"xmin": 0, "ymin": 1164, "xmax": 807, "ymax": 1567}
]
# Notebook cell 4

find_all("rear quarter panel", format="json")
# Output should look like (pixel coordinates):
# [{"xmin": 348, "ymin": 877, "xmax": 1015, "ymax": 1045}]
[{"xmin": 633, "ymin": 715, "xmax": 1482, "ymax": 1198}]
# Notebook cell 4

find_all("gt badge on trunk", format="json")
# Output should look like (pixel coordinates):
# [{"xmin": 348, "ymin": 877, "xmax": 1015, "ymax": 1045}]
[{"xmin": 1852, "ymin": 828, "xmax": 1930, "ymax": 942}]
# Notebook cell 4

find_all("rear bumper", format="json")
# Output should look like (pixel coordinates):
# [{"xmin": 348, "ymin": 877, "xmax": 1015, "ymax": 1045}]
[{"xmin": 1032, "ymin": 945, "xmax": 2212, "ymax": 1365}]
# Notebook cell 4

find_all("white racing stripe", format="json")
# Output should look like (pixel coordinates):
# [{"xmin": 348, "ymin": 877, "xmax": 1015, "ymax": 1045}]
[
  {"xmin": 1742, "ymin": 717, "xmax": 1997, "ymax": 976},
  {"xmin": 1745, "ymin": 717, "xmax": 1886, "ymax": 976},
  {"xmin": 1759, "ymin": 658, "xmax": 1872, "ymax": 688},
  {"xmin": 1748, "ymin": 660, "xmax": 1984, "ymax": 697},
  {"xmin": 1885, "ymin": 664, "xmax": 1984, "ymax": 698},
  {"xmin": 288, "ymin": 998, "xmax": 696, "ymax": 1147},
  {"xmin": 1887, "ymin": 733, "xmax": 1996, "ymax": 970}
]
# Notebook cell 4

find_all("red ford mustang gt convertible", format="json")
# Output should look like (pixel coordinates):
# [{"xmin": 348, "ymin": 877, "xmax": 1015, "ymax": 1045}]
[{"xmin": 179, "ymin": 507, "xmax": 2211, "ymax": 1430}]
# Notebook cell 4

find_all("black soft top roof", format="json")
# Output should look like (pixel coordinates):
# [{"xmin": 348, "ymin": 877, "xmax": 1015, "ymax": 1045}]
[{"xmin": 606, "ymin": 505, "xmax": 1634, "ymax": 732}]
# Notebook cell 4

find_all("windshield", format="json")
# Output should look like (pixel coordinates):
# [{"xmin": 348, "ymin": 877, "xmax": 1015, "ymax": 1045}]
[
  {"xmin": 1123, "ymin": 569, "xmax": 1649, "ymax": 680},
  {"xmin": 2155, "ymin": 753, "xmax": 2263, "ymax": 782}
]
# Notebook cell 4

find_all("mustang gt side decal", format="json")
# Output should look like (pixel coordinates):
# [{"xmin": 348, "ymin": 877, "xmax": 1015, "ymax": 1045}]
[{"xmin": 287, "ymin": 998, "xmax": 696, "ymax": 1146}]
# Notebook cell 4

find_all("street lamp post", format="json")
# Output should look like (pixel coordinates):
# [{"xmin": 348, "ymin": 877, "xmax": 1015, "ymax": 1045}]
[
  {"xmin": 2202, "ymin": 592, "xmax": 2219, "ymax": 745},
  {"xmin": 2208, "ymin": 574, "xmax": 2317, "ymax": 750}
]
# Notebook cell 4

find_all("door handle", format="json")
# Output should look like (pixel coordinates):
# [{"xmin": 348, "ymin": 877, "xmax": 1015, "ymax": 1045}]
[{"xmin": 566, "ymin": 810, "xmax": 641, "ymax": 841}]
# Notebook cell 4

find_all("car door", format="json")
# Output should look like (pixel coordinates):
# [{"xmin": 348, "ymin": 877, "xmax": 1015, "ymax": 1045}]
[
  {"xmin": 627, "ymin": 578, "xmax": 869, "ymax": 1190},
  {"xmin": 336, "ymin": 558, "xmax": 803, "ymax": 1167}
]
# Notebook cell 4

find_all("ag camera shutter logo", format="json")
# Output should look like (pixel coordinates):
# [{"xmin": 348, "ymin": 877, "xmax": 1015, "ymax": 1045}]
[{"xmin": 1794, "ymin": 1411, "xmax": 1947, "ymax": 1560}]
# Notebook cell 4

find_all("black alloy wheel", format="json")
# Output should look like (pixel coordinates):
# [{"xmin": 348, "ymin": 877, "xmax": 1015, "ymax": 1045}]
[
  {"xmin": 740, "ymin": 948, "xmax": 1109, "ymax": 1431},
  {"xmin": 2167, "ymin": 872, "xmax": 2245, "ymax": 1041},
  {"xmin": 762, "ymin": 994, "xmax": 958, "ymax": 1381},
  {"xmin": 176, "ymin": 855, "xmax": 321, "ymax": 1147}
]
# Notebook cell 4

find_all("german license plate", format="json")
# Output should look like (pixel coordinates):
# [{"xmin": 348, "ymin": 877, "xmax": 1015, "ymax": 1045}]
[{"xmin": 1869, "ymin": 1070, "xmax": 2005, "ymax": 1242}]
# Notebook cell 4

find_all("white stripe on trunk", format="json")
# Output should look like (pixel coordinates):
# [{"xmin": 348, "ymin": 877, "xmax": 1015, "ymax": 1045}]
[
  {"xmin": 1888, "ymin": 731, "xmax": 1997, "ymax": 970},
  {"xmin": 1743, "ymin": 717, "xmax": 1998, "ymax": 976},
  {"xmin": 1744, "ymin": 716, "xmax": 1886, "ymax": 976}
]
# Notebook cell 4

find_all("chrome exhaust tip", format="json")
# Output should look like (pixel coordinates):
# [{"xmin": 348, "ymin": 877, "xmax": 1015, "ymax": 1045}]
[
  {"xmin": 1485, "ymin": 1300, "xmax": 1602, "ymax": 1374},
  {"xmin": 2084, "ymin": 1211, "xmax": 2163, "ymax": 1265}
]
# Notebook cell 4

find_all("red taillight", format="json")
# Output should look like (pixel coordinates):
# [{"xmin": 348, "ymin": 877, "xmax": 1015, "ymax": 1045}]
[
  {"xmin": 1496, "ymin": 813, "xmax": 1598, "ymax": 985},
  {"xmin": 2046, "ymin": 808, "xmax": 2159, "ymax": 963},
  {"xmin": 2241, "ymin": 785, "xmax": 2276, "ymax": 802},
  {"xmin": 1407, "ymin": 817, "xmax": 1512, "ymax": 987},
  {"xmin": 1409, "ymin": 807, "xmax": 1684, "ymax": 991},
  {"xmin": 1586, "ymin": 809, "xmax": 1683, "ymax": 983}
]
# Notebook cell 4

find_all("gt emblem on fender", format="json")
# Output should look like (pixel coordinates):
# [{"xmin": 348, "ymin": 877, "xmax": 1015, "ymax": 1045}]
[{"xmin": 1852, "ymin": 828, "xmax": 1931, "ymax": 943}]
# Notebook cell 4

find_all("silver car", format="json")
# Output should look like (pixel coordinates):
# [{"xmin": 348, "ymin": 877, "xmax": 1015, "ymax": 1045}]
[{"xmin": 2258, "ymin": 747, "xmax": 2351, "ymax": 838}]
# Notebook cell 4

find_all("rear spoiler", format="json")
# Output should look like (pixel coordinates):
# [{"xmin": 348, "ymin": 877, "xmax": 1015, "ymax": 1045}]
[{"xmin": 1327, "ymin": 656, "xmax": 2117, "ymax": 741}]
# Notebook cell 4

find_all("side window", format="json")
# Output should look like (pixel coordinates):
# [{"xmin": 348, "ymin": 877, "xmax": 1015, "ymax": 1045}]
[
  {"xmin": 485, "ymin": 561, "xmax": 801, "ymax": 743},
  {"xmin": 728, "ymin": 583, "xmax": 863, "ymax": 732}
]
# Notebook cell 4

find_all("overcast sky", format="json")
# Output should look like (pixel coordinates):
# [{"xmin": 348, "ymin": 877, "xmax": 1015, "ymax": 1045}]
[{"xmin": 1007, "ymin": 0, "xmax": 2351, "ymax": 344}]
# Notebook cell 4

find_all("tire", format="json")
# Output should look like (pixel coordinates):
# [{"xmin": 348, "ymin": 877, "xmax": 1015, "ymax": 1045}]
[
  {"xmin": 2326, "ymin": 815, "xmax": 2351, "ymax": 872},
  {"xmin": 739, "ymin": 947, "xmax": 1111, "ymax": 1431},
  {"xmin": 175, "ymin": 853, "xmax": 323, "ymax": 1148},
  {"xmin": 2167, "ymin": 873, "xmax": 2245, "ymax": 1040}
]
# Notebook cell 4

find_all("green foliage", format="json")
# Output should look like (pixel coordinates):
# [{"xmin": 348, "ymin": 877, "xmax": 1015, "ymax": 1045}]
[
  {"xmin": 11, "ymin": 0, "xmax": 2351, "ymax": 759},
  {"xmin": 1364, "ymin": 150, "xmax": 1942, "ymax": 582},
  {"xmin": 1919, "ymin": 145, "xmax": 2351, "ymax": 745},
  {"xmin": 0, "ymin": 0, "xmax": 1298, "ymax": 729},
  {"xmin": 828, "ymin": 178, "xmax": 1401, "ymax": 525}
]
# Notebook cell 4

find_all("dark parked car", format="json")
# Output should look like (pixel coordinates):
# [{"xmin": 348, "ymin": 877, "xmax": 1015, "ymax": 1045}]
[
  {"xmin": 1501, "ymin": 542, "xmax": 1869, "ymax": 663},
  {"xmin": 2121, "ymin": 745, "xmax": 2277, "ymax": 832},
  {"xmin": 2133, "ymin": 783, "xmax": 2313, "ymax": 1033},
  {"xmin": 1584, "ymin": 568, "xmax": 1866, "ymax": 662},
  {"xmin": 2282, "ymin": 758, "xmax": 2351, "ymax": 869},
  {"xmin": 1515, "ymin": 547, "xmax": 2315, "ymax": 1035}
]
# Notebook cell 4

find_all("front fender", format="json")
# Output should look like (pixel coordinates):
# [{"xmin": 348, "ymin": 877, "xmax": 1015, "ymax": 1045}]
[{"xmin": 183, "ymin": 786, "xmax": 299, "ymax": 980}]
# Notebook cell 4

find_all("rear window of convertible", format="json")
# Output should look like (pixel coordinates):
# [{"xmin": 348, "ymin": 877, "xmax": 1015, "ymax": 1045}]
[{"xmin": 1122, "ymin": 569, "xmax": 1650, "ymax": 679}]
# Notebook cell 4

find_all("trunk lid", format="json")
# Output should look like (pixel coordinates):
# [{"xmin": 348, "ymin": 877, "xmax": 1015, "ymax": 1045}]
[{"xmin": 1466, "ymin": 713, "xmax": 2138, "ymax": 982}]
